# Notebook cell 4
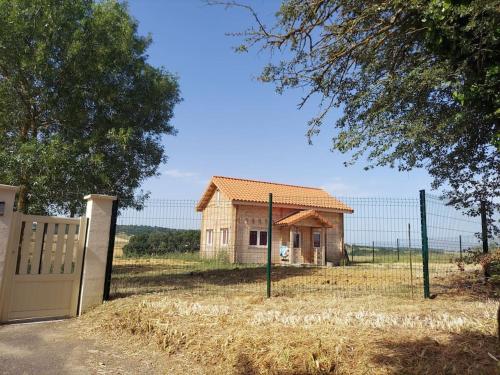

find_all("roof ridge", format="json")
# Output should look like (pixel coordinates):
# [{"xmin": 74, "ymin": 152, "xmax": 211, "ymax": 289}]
[
  {"xmin": 275, "ymin": 209, "xmax": 308, "ymax": 222},
  {"xmin": 275, "ymin": 209, "xmax": 334, "ymax": 227},
  {"xmin": 212, "ymin": 176, "xmax": 324, "ymax": 191}
]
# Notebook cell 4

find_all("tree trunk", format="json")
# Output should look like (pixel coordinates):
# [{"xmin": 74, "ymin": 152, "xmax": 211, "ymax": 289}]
[
  {"xmin": 17, "ymin": 185, "xmax": 27, "ymax": 213},
  {"xmin": 16, "ymin": 116, "xmax": 32, "ymax": 213}
]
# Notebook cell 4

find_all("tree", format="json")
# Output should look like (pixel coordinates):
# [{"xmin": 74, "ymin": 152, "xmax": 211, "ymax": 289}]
[
  {"xmin": 0, "ymin": 0, "xmax": 181, "ymax": 215},
  {"xmin": 217, "ymin": 0, "xmax": 499, "ymax": 234},
  {"xmin": 123, "ymin": 229, "xmax": 201, "ymax": 257}
]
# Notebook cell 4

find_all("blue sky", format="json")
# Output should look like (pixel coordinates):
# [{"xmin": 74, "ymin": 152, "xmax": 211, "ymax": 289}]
[{"xmin": 128, "ymin": 0, "xmax": 435, "ymax": 200}]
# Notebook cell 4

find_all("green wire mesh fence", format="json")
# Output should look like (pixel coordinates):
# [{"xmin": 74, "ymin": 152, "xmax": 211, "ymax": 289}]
[
  {"xmin": 108, "ymin": 192, "xmax": 485, "ymax": 299},
  {"xmin": 425, "ymin": 193, "xmax": 483, "ymax": 295},
  {"xmin": 267, "ymin": 195, "xmax": 424, "ymax": 298},
  {"xmin": 110, "ymin": 199, "xmax": 267, "ymax": 298}
]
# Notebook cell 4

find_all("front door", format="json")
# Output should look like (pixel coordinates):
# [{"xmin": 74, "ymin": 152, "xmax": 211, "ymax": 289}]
[
  {"xmin": 301, "ymin": 228, "xmax": 312, "ymax": 264},
  {"xmin": 312, "ymin": 230, "xmax": 321, "ymax": 265}
]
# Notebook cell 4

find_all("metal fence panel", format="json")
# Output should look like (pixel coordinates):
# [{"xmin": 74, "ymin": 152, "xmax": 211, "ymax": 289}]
[{"xmin": 109, "ymin": 193, "xmax": 484, "ymax": 299}]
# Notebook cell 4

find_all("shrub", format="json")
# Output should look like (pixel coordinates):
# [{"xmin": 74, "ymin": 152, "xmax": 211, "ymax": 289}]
[
  {"xmin": 482, "ymin": 251, "xmax": 500, "ymax": 285},
  {"xmin": 215, "ymin": 249, "xmax": 229, "ymax": 263},
  {"xmin": 123, "ymin": 229, "xmax": 200, "ymax": 257},
  {"xmin": 461, "ymin": 248, "xmax": 500, "ymax": 285}
]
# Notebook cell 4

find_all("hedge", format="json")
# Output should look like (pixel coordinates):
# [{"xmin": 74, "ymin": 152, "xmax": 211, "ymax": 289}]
[{"xmin": 123, "ymin": 228, "xmax": 200, "ymax": 256}]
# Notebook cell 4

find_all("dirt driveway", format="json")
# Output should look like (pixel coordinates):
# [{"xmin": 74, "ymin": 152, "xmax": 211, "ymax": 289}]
[{"xmin": 0, "ymin": 319, "xmax": 166, "ymax": 375}]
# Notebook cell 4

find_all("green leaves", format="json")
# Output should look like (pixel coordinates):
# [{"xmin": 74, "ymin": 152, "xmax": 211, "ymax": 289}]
[
  {"xmin": 0, "ymin": 0, "xmax": 181, "ymax": 214},
  {"xmin": 452, "ymin": 91, "xmax": 465, "ymax": 105},
  {"xmin": 230, "ymin": 0, "xmax": 499, "ymax": 226},
  {"xmin": 123, "ymin": 228, "xmax": 201, "ymax": 257}
]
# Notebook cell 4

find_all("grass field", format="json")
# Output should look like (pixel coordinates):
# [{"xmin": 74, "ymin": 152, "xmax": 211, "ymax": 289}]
[
  {"xmin": 113, "ymin": 233, "xmax": 131, "ymax": 257},
  {"xmin": 96, "ymin": 242, "xmax": 500, "ymax": 374},
  {"xmin": 109, "ymin": 250, "xmax": 475, "ymax": 299},
  {"xmin": 80, "ymin": 266, "xmax": 499, "ymax": 375}
]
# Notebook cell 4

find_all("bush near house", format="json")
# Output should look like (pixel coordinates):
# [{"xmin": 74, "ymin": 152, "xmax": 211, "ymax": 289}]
[
  {"xmin": 462, "ymin": 248, "xmax": 500, "ymax": 285},
  {"xmin": 122, "ymin": 228, "xmax": 200, "ymax": 257}
]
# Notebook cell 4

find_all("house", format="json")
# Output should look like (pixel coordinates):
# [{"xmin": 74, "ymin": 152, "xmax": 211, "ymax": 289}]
[{"xmin": 196, "ymin": 176, "xmax": 353, "ymax": 265}]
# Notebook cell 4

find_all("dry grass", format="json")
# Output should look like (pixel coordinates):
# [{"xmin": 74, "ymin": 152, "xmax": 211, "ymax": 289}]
[
  {"xmin": 78, "ymin": 267, "xmax": 500, "ymax": 375},
  {"xmin": 113, "ymin": 233, "xmax": 131, "ymax": 257},
  {"xmin": 109, "ymin": 255, "xmax": 481, "ymax": 300}
]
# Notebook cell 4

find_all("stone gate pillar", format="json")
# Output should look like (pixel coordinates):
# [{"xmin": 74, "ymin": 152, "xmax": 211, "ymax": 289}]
[
  {"xmin": 0, "ymin": 185, "xmax": 18, "ymax": 304},
  {"xmin": 79, "ymin": 194, "xmax": 116, "ymax": 314}
]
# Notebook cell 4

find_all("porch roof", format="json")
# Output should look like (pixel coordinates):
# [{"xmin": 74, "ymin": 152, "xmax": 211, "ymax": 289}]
[{"xmin": 274, "ymin": 210, "xmax": 334, "ymax": 228}]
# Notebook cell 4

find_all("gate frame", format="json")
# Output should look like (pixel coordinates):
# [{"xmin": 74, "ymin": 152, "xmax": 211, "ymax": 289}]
[
  {"xmin": 103, "ymin": 199, "xmax": 119, "ymax": 301},
  {"xmin": 0, "ymin": 214, "xmax": 88, "ymax": 322},
  {"xmin": 0, "ymin": 185, "xmax": 19, "ymax": 317},
  {"xmin": 0, "ymin": 212, "xmax": 21, "ymax": 321},
  {"xmin": 0, "ymin": 189, "xmax": 116, "ymax": 322}
]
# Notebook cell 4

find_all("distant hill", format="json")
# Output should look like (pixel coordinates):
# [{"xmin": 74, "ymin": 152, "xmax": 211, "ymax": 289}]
[{"xmin": 117, "ymin": 225, "xmax": 192, "ymax": 236}]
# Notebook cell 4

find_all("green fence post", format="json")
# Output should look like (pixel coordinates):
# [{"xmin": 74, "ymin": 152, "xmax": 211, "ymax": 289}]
[
  {"xmin": 397, "ymin": 238, "xmax": 400, "ymax": 262},
  {"xmin": 480, "ymin": 201, "xmax": 490, "ymax": 278},
  {"xmin": 459, "ymin": 235, "xmax": 462, "ymax": 261},
  {"xmin": 372, "ymin": 241, "xmax": 375, "ymax": 263},
  {"xmin": 480, "ymin": 201, "xmax": 489, "ymax": 254},
  {"xmin": 408, "ymin": 223, "xmax": 414, "ymax": 298},
  {"xmin": 267, "ymin": 193, "xmax": 273, "ymax": 298},
  {"xmin": 419, "ymin": 190, "xmax": 430, "ymax": 299}
]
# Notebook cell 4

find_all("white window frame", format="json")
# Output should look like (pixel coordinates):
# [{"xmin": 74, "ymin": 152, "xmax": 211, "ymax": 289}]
[
  {"xmin": 249, "ymin": 229, "xmax": 268, "ymax": 247},
  {"xmin": 220, "ymin": 228, "xmax": 229, "ymax": 246},
  {"xmin": 206, "ymin": 229, "xmax": 213, "ymax": 247}
]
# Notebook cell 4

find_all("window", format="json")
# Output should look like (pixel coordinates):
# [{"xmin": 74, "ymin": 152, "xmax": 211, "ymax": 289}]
[
  {"xmin": 249, "ymin": 230, "xmax": 258, "ymax": 246},
  {"xmin": 293, "ymin": 232, "xmax": 301, "ymax": 248},
  {"xmin": 259, "ymin": 231, "xmax": 268, "ymax": 247},
  {"xmin": 313, "ymin": 232, "xmax": 321, "ymax": 248},
  {"xmin": 206, "ymin": 229, "xmax": 213, "ymax": 246},
  {"xmin": 249, "ymin": 230, "xmax": 267, "ymax": 246},
  {"xmin": 220, "ymin": 228, "xmax": 229, "ymax": 246}
]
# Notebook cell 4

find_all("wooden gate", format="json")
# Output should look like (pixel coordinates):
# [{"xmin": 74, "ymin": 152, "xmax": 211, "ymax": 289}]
[{"xmin": 0, "ymin": 213, "xmax": 88, "ymax": 322}]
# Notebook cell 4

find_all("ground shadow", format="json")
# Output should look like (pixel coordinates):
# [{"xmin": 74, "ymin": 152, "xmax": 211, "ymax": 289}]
[
  {"xmin": 234, "ymin": 352, "xmax": 258, "ymax": 375},
  {"xmin": 431, "ymin": 271, "xmax": 499, "ymax": 300},
  {"xmin": 372, "ymin": 330, "xmax": 499, "ymax": 374},
  {"xmin": 110, "ymin": 262, "xmax": 494, "ymax": 301},
  {"xmin": 109, "ymin": 264, "xmax": 319, "ymax": 299}
]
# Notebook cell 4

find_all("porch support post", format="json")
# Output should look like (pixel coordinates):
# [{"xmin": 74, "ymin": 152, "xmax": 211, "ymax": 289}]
[
  {"xmin": 279, "ymin": 230, "xmax": 283, "ymax": 263},
  {"xmin": 289, "ymin": 227, "xmax": 294, "ymax": 264},
  {"xmin": 313, "ymin": 229, "xmax": 318, "ymax": 265},
  {"xmin": 321, "ymin": 227, "xmax": 327, "ymax": 266}
]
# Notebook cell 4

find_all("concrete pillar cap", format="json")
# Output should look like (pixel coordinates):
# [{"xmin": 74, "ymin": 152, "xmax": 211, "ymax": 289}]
[
  {"xmin": 83, "ymin": 194, "xmax": 117, "ymax": 201},
  {"xmin": 0, "ymin": 185, "xmax": 19, "ymax": 192}
]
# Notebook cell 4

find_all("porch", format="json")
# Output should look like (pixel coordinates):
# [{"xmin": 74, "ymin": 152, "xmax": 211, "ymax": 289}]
[{"xmin": 274, "ymin": 210, "xmax": 334, "ymax": 266}]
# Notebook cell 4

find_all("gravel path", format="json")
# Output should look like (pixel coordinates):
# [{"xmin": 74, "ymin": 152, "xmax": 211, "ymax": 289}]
[{"xmin": 0, "ymin": 319, "xmax": 165, "ymax": 375}]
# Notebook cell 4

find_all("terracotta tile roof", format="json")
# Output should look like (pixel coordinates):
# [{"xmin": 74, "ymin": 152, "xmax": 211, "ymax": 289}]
[
  {"xmin": 274, "ymin": 210, "xmax": 334, "ymax": 227},
  {"xmin": 196, "ymin": 176, "xmax": 354, "ymax": 212}
]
